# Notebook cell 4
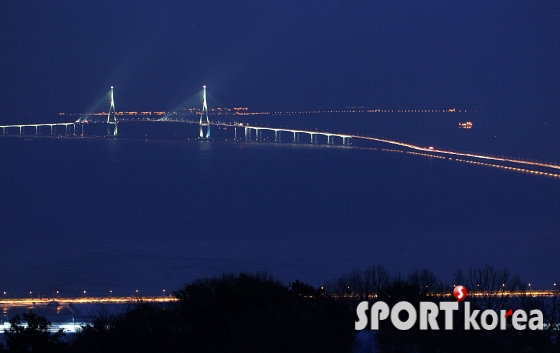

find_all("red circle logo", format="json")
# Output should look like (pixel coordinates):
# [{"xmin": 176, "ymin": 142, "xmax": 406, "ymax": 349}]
[{"xmin": 453, "ymin": 285, "xmax": 467, "ymax": 302}]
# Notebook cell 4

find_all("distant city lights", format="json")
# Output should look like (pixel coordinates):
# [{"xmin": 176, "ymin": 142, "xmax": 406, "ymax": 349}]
[{"xmin": 58, "ymin": 107, "xmax": 469, "ymax": 117}]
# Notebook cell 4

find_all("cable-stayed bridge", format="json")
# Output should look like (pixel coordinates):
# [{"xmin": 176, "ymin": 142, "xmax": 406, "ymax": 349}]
[
  {"xmin": 3, "ymin": 116, "xmax": 560, "ymax": 177},
  {"xmin": 2, "ymin": 85, "xmax": 560, "ymax": 176}
]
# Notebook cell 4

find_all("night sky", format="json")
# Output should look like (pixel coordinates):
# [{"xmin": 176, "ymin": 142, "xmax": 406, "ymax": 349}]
[{"xmin": 1, "ymin": 0, "xmax": 559, "ymax": 115}]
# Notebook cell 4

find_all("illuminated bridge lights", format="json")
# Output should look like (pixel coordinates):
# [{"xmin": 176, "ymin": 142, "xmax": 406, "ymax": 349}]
[
  {"xmin": 0, "ymin": 290, "xmax": 557, "ymax": 306},
  {"xmin": 0, "ymin": 297, "xmax": 178, "ymax": 306},
  {"xmin": 3, "ymin": 112, "xmax": 560, "ymax": 179},
  {"xmin": 406, "ymin": 151, "xmax": 446, "ymax": 159},
  {"xmin": 454, "ymin": 159, "xmax": 560, "ymax": 178},
  {"xmin": 107, "ymin": 86, "xmax": 118, "ymax": 136},
  {"xmin": 199, "ymin": 85, "xmax": 211, "ymax": 139},
  {"xmin": 0, "ymin": 123, "xmax": 79, "ymax": 136}
]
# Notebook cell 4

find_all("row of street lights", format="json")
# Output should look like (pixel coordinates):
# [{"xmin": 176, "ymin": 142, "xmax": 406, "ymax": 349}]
[
  {"xmin": 2, "ymin": 283, "xmax": 559, "ymax": 298},
  {"xmin": 2, "ymin": 284, "xmax": 560, "ymax": 300},
  {"xmin": 450, "ymin": 283, "xmax": 558, "ymax": 290},
  {"xmin": 2, "ymin": 289, "xmax": 173, "ymax": 299}
]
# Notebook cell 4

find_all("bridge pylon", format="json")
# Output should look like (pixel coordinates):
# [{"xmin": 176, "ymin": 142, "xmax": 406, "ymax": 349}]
[
  {"xmin": 199, "ymin": 85, "xmax": 210, "ymax": 139},
  {"xmin": 107, "ymin": 86, "xmax": 118, "ymax": 136}
]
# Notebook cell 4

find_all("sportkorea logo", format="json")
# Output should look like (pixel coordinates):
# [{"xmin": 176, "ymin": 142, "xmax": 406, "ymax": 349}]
[{"xmin": 355, "ymin": 285, "xmax": 543, "ymax": 331}]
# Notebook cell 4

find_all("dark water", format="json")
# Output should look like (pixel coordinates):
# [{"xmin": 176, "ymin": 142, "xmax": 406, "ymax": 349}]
[{"xmin": 0, "ymin": 112, "xmax": 559, "ymax": 297}]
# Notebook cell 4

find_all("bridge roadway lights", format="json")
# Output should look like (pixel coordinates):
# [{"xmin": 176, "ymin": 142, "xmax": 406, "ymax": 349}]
[
  {"xmin": 3, "ymin": 121, "xmax": 355, "ymax": 145},
  {"xmin": 233, "ymin": 129, "xmax": 351, "ymax": 145},
  {"xmin": 0, "ymin": 122, "xmax": 88, "ymax": 137}
]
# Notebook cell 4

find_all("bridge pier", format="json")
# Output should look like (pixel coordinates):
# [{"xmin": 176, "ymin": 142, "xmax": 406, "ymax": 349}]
[
  {"xmin": 293, "ymin": 132, "xmax": 296, "ymax": 143},
  {"xmin": 198, "ymin": 85, "xmax": 210, "ymax": 139},
  {"xmin": 107, "ymin": 86, "xmax": 118, "ymax": 137},
  {"xmin": 327, "ymin": 135, "xmax": 332, "ymax": 144},
  {"xmin": 50, "ymin": 125, "xmax": 54, "ymax": 135},
  {"xmin": 296, "ymin": 133, "xmax": 300, "ymax": 143},
  {"xmin": 199, "ymin": 124, "xmax": 210, "ymax": 139},
  {"xmin": 19, "ymin": 126, "xmax": 22, "ymax": 135},
  {"xmin": 35, "ymin": 126, "xmax": 38, "ymax": 135},
  {"xmin": 234, "ymin": 127, "xmax": 237, "ymax": 140},
  {"xmin": 343, "ymin": 137, "xmax": 351, "ymax": 145},
  {"xmin": 245, "ymin": 127, "xmax": 250, "ymax": 141},
  {"xmin": 256, "ymin": 129, "xmax": 260, "ymax": 141},
  {"xmin": 275, "ymin": 130, "xmax": 280, "ymax": 142}
]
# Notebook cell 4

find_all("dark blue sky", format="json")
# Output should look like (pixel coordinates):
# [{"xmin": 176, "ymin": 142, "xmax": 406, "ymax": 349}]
[{"xmin": 1, "ymin": 0, "xmax": 559, "ymax": 114}]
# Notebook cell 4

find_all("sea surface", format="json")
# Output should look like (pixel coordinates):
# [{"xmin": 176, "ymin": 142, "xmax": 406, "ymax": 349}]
[{"xmin": 0, "ymin": 111, "xmax": 559, "ymax": 297}]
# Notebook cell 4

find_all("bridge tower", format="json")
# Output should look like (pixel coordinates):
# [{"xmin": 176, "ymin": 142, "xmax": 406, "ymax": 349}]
[
  {"xmin": 199, "ymin": 85, "xmax": 210, "ymax": 139},
  {"xmin": 107, "ymin": 86, "xmax": 118, "ymax": 136}
]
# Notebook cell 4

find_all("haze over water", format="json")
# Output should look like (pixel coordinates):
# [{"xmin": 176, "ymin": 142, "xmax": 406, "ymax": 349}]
[{"xmin": 0, "ymin": 111, "xmax": 559, "ymax": 297}]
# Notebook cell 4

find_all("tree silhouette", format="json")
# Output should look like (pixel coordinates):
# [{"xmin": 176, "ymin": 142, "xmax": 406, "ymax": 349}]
[
  {"xmin": 71, "ymin": 272, "xmax": 355, "ymax": 353},
  {"xmin": 4, "ymin": 310, "xmax": 67, "ymax": 353}
]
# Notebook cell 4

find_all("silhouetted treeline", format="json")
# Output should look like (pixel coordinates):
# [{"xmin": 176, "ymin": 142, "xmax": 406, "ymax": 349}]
[
  {"xmin": 1, "ymin": 267, "xmax": 558, "ymax": 352},
  {"xmin": 70, "ymin": 272, "xmax": 355, "ymax": 353}
]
